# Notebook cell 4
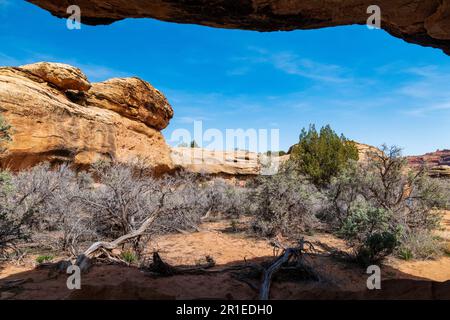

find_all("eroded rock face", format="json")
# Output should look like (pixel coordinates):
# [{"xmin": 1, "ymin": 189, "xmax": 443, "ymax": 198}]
[
  {"xmin": 354, "ymin": 142, "xmax": 382, "ymax": 163},
  {"xmin": 408, "ymin": 149, "xmax": 450, "ymax": 178},
  {"xmin": 87, "ymin": 77, "xmax": 173, "ymax": 131},
  {"xmin": 171, "ymin": 142, "xmax": 379, "ymax": 177},
  {"xmin": 171, "ymin": 147, "xmax": 289, "ymax": 177},
  {"xmin": 171, "ymin": 147, "xmax": 261, "ymax": 176},
  {"xmin": 0, "ymin": 62, "xmax": 174, "ymax": 172},
  {"xmin": 20, "ymin": 62, "xmax": 91, "ymax": 92},
  {"xmin": 28, "ymin": 0, "xmax": 450, "ymax": 55}
]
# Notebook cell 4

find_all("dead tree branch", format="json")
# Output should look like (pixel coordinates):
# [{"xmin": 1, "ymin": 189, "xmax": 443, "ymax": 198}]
[
  {"xmin": 75, "ymin": 211, "xmax": 159, "ymax": 272},
  {"xmin": 259, "ymin": 238, "xmax": 317, "ymax": 300}
]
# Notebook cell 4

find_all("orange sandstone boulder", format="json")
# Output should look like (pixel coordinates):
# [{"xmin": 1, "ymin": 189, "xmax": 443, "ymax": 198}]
[{"xmin": 0, "ymin": 62, "xmax": 174, "ymax": 172}]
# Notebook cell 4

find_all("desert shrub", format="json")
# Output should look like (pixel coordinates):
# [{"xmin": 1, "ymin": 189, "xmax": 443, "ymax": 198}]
[
  {"xmin": 0, "ymin": 114, "xmax": 11, "ymax": 153},
  {"xmin": 121, "ymin": 250, "xmax": 137, "ymax": 264},
  {"xmin": 338, "ymin": 203, "xmax": 399, "ymax": 264},
  {"xmin": 0, "ymin": 116, "xmax": 16, "ymax": 257},
  {"xmin": 203, "ymin": 178, "xmax": 249, "ymax": 218},
  {"xmin": 0, "ymin": 163, "xmax": 97, "ymax": 256},
  {"xmin": 396, "ymin": 230, "xmax": 443, "ymax": 260},
  {"xmin": 289, "ymin": 124, "xmax": 359, "ymax": 187},
  {"xmin": 0, "ymin": 171, "xmax": 30, "ymax": 257},
  {"xmin": 324, "ymin": 145, "xmax": 448, "ymax": 264},
  {"xmin": 248, "ymin": 163, "xmax": 323, "ymax": 238},
  {"xmin": 356, "ymin": 232, "xmax": 398, "ymax": 266},
  {"xmin": 12, "ymin": 164, "xmax": 79, "ymax": 230},
  {"xmin": 36, "ymin": 254, "xmax": 54, "ymax": 264},
  {"xmin": 0, "ymin": 160, "xmax": 220, "ymax": 258},
  {"xmin": 80, "ymin": 163, "xmax": 213, "ymax": 255},
  {"xmin": 155, "ymin": 171, "xmax": 213, "ymax": 234},
  {"xmin": 437, "ymin": 179, "xmax": 450, "ymax": 210},
  {"xmin": 81, "ymin": 161, "xmax": 164, "ymax": 239},
  {"xmin": 0, "ymin": 163, "xmax": 68, "ymax": 257}
]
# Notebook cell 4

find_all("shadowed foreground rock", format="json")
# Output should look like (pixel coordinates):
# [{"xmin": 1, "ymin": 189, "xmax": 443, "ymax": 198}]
[
  {"xmin": 28, "ymin": 0, "xmax": 450, "ymax": 55},
  {"xmin": 0, "ymin": 62, "xmax": 174, "ymax": 172}
]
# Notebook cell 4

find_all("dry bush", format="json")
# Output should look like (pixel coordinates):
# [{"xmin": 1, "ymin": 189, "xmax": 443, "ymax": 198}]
[
  {"xmin": 0, "ymin": 171, "xmax": 27, "ymax": 258},
  {"xmin": 203, "ymin": 178, "xmax": 249, "ymax": 219},
  {"xmin": 439, "ymin": 178, "xmax": 450, "ymax": 210},
  {"xmin": 0, "ymin": 163, "xmax": 98, "ymax": 257},
  {"xmin": 248, "ymin": 163, "xmax": 323, "ymax": 238},
  {"xmin": 324, "ymin": 145, "xmax": 448, "ymax": 264},
  {"xmin": 82, "ymin": 161, "xmax": 163, "ymax": 238},
  {"xmin": 154, "ymin": 171, "xmax": 210, "ymax": 234},
  {"xmin": 0, "ymin": 161, "xmax": 226, "ymax": 259},
  {"xmin": 396, "ymin": 229, "xmax": 443, "ymax": 260},
  {"xmin": 76, "ymin": 164, "xmax": 220, "ymax": 256}
]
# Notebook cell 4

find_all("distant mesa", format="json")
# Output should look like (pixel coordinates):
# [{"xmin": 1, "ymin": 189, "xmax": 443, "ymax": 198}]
[{"xmin": 407, "ymin": 149, "xmax": 450, "ymax": 178}]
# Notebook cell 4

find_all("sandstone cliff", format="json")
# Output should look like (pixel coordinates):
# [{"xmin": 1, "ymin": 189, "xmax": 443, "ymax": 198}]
[
  {"xmin": 171, "ymin": 147, "xmax": 291, "ymax": 177},
  {"xmin": 28, "ymin": 0, "xmax": 450, "ymax": 56},
  {"xmin": 171, "ymin": 143, "xmax": 375, "ymax": 177},
  {"xmin": 353, "ymin": 141, "xmax": 383, "ymax": 163},
  {"xmin": 408, "ymin": 150, "xmax": 450, "ymax": 178},
  {"xmin": 0, "ymin": 62, "xmax": 174, "ymax": 172}
]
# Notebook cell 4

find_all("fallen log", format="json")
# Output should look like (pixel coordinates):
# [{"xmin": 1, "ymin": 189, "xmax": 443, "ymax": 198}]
[
  {"xmin": 145, "ymin": 252, "xmax": 261, "ymax": 277},
  {"xmin": 75, "ymin": 212, "xmax": 159, "ymax": 272},
  {"xmin": 259, "ymin": 248, "xmax": 299, "ymax": 300},
  {"xmin": 259, "ymin": 238, "xmax": 317, "ymax": 300},
  {"xmin": 83, "ymin": 214, "xmax": 158, "ymax": 256}
]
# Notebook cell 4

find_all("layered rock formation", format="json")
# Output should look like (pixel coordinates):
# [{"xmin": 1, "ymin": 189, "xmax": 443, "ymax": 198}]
[
  {"xmin": 171, "ymin": 148, "xmax": 260, "ymax": 176},
  {"xmin": 171, "ymin": 142, "xmax": 374, "ymax": 177},
  {"xmin": 28, "ymin": 0, "xmax": 450, "ymax": 55},
  {"xmin": 408, "ymin": 149, "xmax": 450, "ymax": 178},
  {"xmin": 0, "ymin": 62, "xmax": 174, "ymax": 172},
  {"xmin": 171, "ymin": 147, "xmax": 288, "ymax": 177},
  {"xmin": 353, "ymin": 141, "xmax": 383, "ymax": 163}
]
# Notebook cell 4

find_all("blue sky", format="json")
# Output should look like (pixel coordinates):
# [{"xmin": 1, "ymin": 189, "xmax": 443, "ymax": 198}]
[{"xmin": 1, "ymin": 1, "xmax": 449, "ymax": 155}]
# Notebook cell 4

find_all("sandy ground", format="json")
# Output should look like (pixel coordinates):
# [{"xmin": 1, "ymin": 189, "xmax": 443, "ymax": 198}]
[
  {"xmin": 386, "ymin": 210, "xmax": 450, "ymax": 282},
  {"xmin": 0, "ymin": 212, "xmax": 449, "ymax": 300}
]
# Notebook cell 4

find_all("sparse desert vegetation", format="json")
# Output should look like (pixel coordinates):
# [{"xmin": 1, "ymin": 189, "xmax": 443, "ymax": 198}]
[
  {"xmin": 1, "ymin": 124, "xmax": 448, "ymax": 298},
  {"xmin": 2, "ymin": 0, "xmax": 450, "ymax": 304}
]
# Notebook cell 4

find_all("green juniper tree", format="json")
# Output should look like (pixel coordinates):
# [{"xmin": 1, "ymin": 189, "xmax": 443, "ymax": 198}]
[{"xmin": 289, "ymin": 124, "xmax": 359, "ymax": 187}]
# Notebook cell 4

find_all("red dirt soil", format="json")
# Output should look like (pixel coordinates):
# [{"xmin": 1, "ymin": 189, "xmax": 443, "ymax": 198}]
[{"xmin": 1, "ymin": 213, "xmax": 449, "ymax": 300}]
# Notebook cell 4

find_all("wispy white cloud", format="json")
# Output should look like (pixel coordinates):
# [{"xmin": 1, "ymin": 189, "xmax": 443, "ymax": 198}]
[
  {"xmin": 405, "ymin": 101, "xmax": 450, "ymax": 116},
  {"xmin": 398, "ymin": 65, "xmax": 450, "ymax": 116},
  {"xmin": 229, "ymin": 47, "xmax": 352, "ymax": 83},
  {"xmin": 271, "ymin": 52, "xmax": 349, "ymax": 83}
]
